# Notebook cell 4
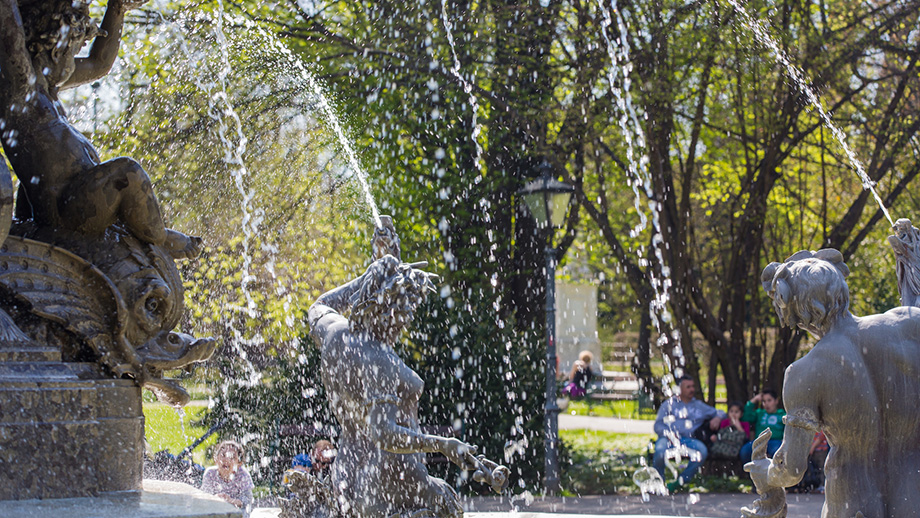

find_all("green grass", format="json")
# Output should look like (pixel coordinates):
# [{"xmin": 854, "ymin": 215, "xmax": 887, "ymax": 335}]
[
  {"xmin": 563, "ymin": 399, "xmax": 658, "ymax": 420},
  {"xmin": 144, "ymin": 404, "xmax": 218, "ymax": 466},
  {"xmin": 560, "ymin": 429, "xmax": 654, "ymax": 495},
  {"xmin": 560, "ymin": 429, "xmax": 753, "ymax": 495}
]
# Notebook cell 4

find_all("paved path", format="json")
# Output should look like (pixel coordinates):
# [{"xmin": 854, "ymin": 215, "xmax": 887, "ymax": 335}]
[
  {"xmin": 253, "ymin": 494, "xmax": 824, "ymax": 518},
  {"xmin": 464, "ymin": 493, "xmax": 825, "ymax": 517},
  {"xmin": 559, "ymin": 414, "xmax": 655, "ymax": 434}
]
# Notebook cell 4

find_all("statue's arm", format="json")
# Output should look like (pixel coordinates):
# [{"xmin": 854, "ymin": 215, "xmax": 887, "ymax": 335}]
[
  {"xmin": 368, "ymin": 402, "xmax": 477, "ymax": 470},
  {"xmin": 64, "ymin": 0, "xmax": 144, "ymax": 89},
  {"xmin": 0, "ymin": 0, "xmax": 37, "ymax": 97},
  {"xmin": 307, "ymin": 273, "xmax": 366, "ymax": 328},
  {"xmin": 308, "ymin": 255, "xmax": 402, "ymax": 325},
  {"xmin": 766, "ymin": 362, "xmax": 818, "ymax": 487}
]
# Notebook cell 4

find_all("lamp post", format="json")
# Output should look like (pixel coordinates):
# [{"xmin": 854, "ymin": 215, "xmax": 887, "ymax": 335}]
[{"xmin": 517, "ymin": 160, "xmax": 574, "ymax": 495}]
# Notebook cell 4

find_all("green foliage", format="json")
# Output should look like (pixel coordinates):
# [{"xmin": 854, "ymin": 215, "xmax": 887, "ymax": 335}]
[
  {"xmin": 403, "ymin": 293, "xmax": 547, "ymax": 489},
  {"xmin": 145, "ymin": 404, "xmax": 217, "ymax": 467}
]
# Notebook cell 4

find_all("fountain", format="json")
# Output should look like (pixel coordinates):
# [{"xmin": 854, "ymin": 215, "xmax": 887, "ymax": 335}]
[
  {"xmin": 0, "ymin": 0, "xmax": 232, "ymax": 515},
  {"xmin": 2, "ymin": 0, "xmax": 917, "ymax": 516}
]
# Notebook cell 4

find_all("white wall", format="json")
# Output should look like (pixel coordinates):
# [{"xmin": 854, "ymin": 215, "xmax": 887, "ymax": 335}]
[{"xmin": 555, "ymin": 282, "xmax": 601, "ymax": 376}]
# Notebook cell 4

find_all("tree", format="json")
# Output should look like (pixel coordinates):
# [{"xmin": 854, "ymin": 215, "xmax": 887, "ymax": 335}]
[
  {"xmin": 68, "ymin": 0, "xmax": 920, "ymax": 490},
  {"xmin": 221, "ymin": 0, "xmax": 920, "ymax": 464}
]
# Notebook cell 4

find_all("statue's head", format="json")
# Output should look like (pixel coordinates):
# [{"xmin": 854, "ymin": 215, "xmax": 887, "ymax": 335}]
[
  {"xmin": 20, "ymin": 0, "xmax": 98, "ymax": 87},
  {"xmin": 888, "ymin": 218, "xmax": 920, "ymax": 259},
  {"xmin": 762, "ymin": 249, "xmax": 850, "ymax": 338},
  {"xmin": 349, "ymin": 255, "xmax": 435, "ymax": 344}
]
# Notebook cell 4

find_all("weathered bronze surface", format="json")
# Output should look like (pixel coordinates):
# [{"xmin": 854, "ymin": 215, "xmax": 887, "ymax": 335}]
[
  {"xmin": 0, "ymin": 0, "xmax": 215, "ymax": 499},
  {"xmin": 746, "ymin": 248, "xmax": 920, "ymax": 518},
  {"xmin": 306, "ymin": 218, "xmax": 509, "ymax": 517}
]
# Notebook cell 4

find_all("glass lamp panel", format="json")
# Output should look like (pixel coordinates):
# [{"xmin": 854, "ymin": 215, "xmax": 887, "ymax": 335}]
[
  {"xmin": 523, "ymin": 191, "xmax": 550, "ymax": 227},
  {"xmin": 548, "ymin": 191, "xmax": 572, "ymax": 228}
]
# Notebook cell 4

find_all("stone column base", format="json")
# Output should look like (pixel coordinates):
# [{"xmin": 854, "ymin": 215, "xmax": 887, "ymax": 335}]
[{"xmin": 0, "ymin": 358, "xmax": 144, "ymax": 500}]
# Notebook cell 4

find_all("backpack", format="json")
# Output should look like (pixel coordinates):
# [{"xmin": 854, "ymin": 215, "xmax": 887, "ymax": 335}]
[{"xmin": 709, "ymin": 428, "xmax": 747, "ymax": 459}]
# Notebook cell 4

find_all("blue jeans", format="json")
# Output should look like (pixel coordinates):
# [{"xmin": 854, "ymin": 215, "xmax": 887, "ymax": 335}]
[
  {"xmin": 653, "ymin": 436, "xmax": 708, "ymax": 484},
  {"xmin": 740, "ymin": 439, "xmax": 782, "ymax": 463}
]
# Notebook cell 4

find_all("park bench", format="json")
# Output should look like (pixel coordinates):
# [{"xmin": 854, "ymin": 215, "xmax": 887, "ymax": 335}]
[{"xmin": 579, "ymin": 371, "xmax": 656, "ymax": 417}]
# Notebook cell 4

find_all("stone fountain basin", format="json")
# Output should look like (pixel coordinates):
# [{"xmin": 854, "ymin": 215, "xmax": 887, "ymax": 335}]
[
  {"xmin": 248, "ymin": 492, "xmax": 824, "ymax": 518},
  {"xmin": 0, "ymin": 480, "xmax": 241, "ymax": 518}
]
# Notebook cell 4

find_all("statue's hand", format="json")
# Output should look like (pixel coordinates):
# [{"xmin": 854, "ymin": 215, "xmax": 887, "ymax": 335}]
[
  {"xmin": 438, "ymin": 437, "xmax": 478, "ymax": 471},
  {"xmin": 372, "ymin": 216, "xmax": 401, "ymax": 261},
  {"xmin": 364, "ymin": 254, "xmax": 401, "ymax": 280},
  {"xmin": 472, "ymin": 455, "xmax": 511, "ymax": 493},
  {"xmin": 744, "ymin": 457, "xmax": 772, "ymax": 492},
  {"xmin": 742, "ymin": 429, "xmax": 787, "ymax": 518}
]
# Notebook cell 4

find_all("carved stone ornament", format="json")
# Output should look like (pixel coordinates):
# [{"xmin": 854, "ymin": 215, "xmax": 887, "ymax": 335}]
[
  {"xmin": 0, "ymin": 0, "xmax": 212, "ymax": 407},
  {"xmin": 0, "ymin": 0, "xmax": 216, "ymax": 501}
]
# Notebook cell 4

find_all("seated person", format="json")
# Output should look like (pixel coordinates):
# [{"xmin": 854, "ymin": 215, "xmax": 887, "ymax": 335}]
[
  {"xmin": 653, "ymin": 375, "xmax": 725, "ymax": 491},
  {"xmin": 740, "ymin": 389, "xmax": 786, "ymax": 463},
  {"xmin": 562, "ymin": 350, "xmax": 594, "ymax": 398},
  {"xmin": 310, "ymin": 440, "xmax": 336, "ymax": 479},
  {"xmin": 708, "ymin": 401, "xmax": 750, "ymax": 460},
  {"xmin": 281, "ymin": 442, "xmax": 338, "ymax": 518},
  {"xmin": 201, "ymin": 440, "xmax": 254, "ymax": 517},
  {"xmin": 290, "ymin": 453, "xmax": 311, "ymax": 472}
]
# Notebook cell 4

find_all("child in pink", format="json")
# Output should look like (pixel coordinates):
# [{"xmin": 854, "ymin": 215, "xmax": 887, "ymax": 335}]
[{"xmin": 709, "ymin": 401, "xmax": 750, "ymax": 459}]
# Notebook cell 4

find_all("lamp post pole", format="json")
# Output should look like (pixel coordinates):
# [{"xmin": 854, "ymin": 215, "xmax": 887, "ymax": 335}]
[
  {"xmin": 516, "ymin": 160, "xmax": 573, "ymax": 496},
  {"xmin": 544, "ymin": 243, "xmax": 561, "ymax": 495}
]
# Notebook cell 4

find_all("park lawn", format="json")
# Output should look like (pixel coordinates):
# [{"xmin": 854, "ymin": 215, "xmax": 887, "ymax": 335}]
[
  {"xmin": 561, "ymin": 429, "xmax": 654, "ymax": 495},
  {"xmin": 144, "ymin": 403, "xmax": 217, "ymax": 467},
  {"xmin": 560, "ymin": 429, "xmax": 753, "ymax": 495},
  {"xmin": 564, "ymin": 399, "xmax": 657, "ymax": 420}
]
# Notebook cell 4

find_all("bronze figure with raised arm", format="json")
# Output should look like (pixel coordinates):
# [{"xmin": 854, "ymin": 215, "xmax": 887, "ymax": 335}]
[
  {"xmin": 0, "ymin": 0, "xmax": 199, "ymax": 258},
  {"xmin": 308, "ymin": 217, "xmax": 508, "ymax": 517},
  {"xmin": 19, "ymin": 0, "xmax": 145, "ymax": 97},
  {"xmin": 745, "ymin": 248, "xmax": 920, "ymax": 518}
]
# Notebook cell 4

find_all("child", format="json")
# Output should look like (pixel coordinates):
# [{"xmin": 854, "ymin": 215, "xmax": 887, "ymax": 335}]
[
  {"xmin": 201, "ymin": 441, "xmax": 254, "ymax": 517},
  {"xmin": 740, "ymin": 389, "xmax": 786, "ymax": 463},
  {"xmin": 709, "ymin": 401, "xmax": 750, "ymax": 459}
]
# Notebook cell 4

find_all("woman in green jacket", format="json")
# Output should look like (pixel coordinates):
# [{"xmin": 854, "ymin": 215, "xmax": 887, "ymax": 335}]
[{"xmin": 740, "ymin": 389, "xmax": 786, "ymax": 463}]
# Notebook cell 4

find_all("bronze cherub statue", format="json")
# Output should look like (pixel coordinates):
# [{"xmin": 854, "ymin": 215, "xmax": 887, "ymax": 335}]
[{"xmin": 0, "ymin": 0, "xmax": 213, "ymax": 405}]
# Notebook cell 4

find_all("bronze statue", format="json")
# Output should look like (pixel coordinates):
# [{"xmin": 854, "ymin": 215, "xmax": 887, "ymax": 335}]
[
  {"xmin": 888, "ymin": 218, "xmax": 920, "ymax": 307},
  {"xmin": 0, "ymin": 0, "xmax": 210, "ymax": 404},
  {"xmin": 745, "ymin": 248, "xmax": 920, "ymax": 518},
  {"xmin": 307, "ymin": 218, "xmax": 508, "ymax": 517},
  {"xmin": 0, "ymin": 0, "xmax": 215, "ymax": 501},
  {"xmin": 0, "ymin": 0, "xmax": 200, "ymax": 258}
]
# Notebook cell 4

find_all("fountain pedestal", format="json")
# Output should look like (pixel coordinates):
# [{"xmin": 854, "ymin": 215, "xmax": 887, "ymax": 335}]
[{"xmin": 0, "ymin": 345, "xmax": 143, "ymax": 500}]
